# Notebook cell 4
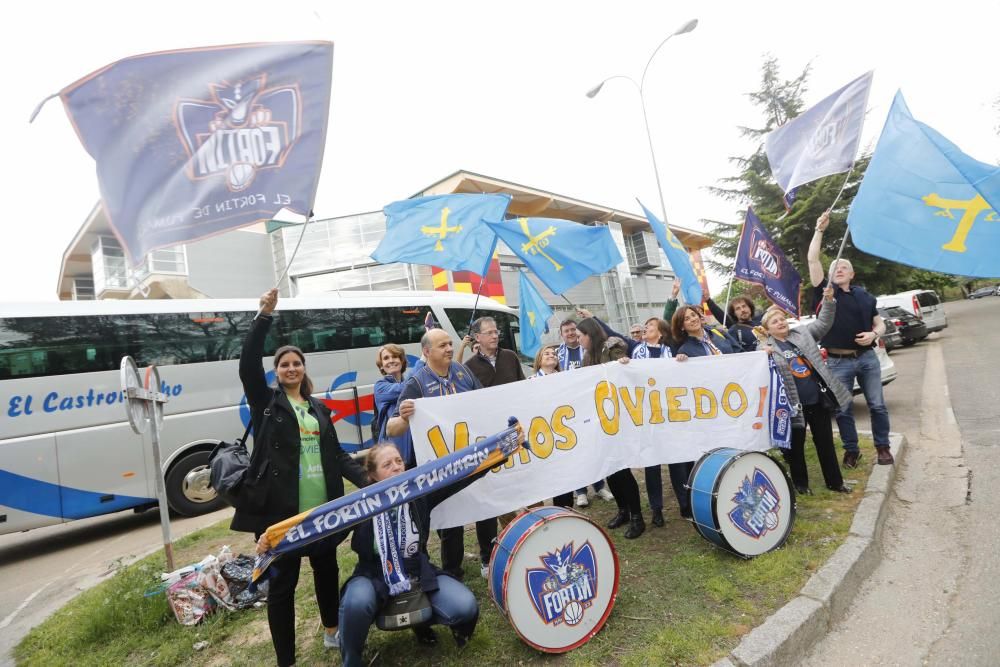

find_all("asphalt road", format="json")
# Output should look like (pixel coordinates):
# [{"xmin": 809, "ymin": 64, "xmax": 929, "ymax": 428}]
[
  {"xmin": 0, "ymin": 506, "xmax": 233, "ymax": 665},
  {"xmin": 805, "ymin": 297, "xmax": 1000, "ymax": 666}
]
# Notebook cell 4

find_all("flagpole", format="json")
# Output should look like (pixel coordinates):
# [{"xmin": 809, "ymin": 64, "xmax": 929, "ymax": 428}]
[
  {"xmin": 721, "ymin": 213, "xmax": 750, "ymax": 327},
  {"xmin": 826, "ymin": 159, "xmax": 859, "ymax": 275},
  {"xmin": 255, "ymin": 211, "xmax": 314, "ymax": 320}
]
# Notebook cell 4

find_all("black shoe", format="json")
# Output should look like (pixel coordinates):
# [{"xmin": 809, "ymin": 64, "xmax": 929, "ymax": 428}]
[
  {"xmin": 795, "ymin": 486, "xmax": 813, "ymax": 496},
  {"xmin": 842, "ymin": 451, "xmax": 862, "ymax": 469},
  {"xmin": 828, "ymin": 484, "xmax": 852, "ymax": 493},
  {"xmin": 876, "ymin": 446, "xmax": 895, "ymax": 465},
  {"xmin": 412, "ymin": 625, "xmax": 437, "ymax": 646},
  {"xmin": 606, "ymin": 509, "xmax": 629, "ymax": 529},
  {"xmin": 679, "ymin": 507, "xmax": 693, "ymax": 520},
  {"xmin": 651, "ymin": 509, "xmax": 665, "ymax": 527},
  {"xmin": 624, "ymin": 514, "xmax": 646, "ymax": 539},
  {"xmin": 451, "ymin": 628, "xmax": 471, "ymax": 649}
]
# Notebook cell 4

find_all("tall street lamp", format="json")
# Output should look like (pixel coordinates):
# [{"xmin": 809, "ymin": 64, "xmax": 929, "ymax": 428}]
[{"xmin": 586, "ymin": 18, "xmax": 698, "ymax": 224}]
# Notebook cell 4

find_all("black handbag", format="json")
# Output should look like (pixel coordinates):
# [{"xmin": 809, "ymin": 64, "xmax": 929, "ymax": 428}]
[
  {"xmin": 375, "ymin": 583, "xmax": 433, "ymax": 631},
  {"xmin": 209, "ymin": 393, "xmax": 276, "ymax": 509}
]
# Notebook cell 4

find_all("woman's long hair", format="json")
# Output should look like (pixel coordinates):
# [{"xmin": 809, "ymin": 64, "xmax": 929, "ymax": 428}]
[
  {"xmin": 576, "ymin": 318, "xmax": 608, "ymax": 367},
  {"xmin": 532, "ymin": 344, "xmax": 561, "ymax": 374},
  {"xmin": 670, "ymin": 306, "xmax": 704, "ymax": 344},
  {"xmin": 273, "ymin": 345, "xmax": 314, "ymax": 397}
]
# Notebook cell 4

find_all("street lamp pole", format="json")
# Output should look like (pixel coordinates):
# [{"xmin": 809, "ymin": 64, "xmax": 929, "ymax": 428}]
[{"xmin": 586, "ymin": 18, "xmax": 698, "ymax": 225}]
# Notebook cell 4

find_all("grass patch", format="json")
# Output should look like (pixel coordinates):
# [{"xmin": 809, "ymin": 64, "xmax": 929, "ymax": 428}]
[{"xmin": 16, "ymin": 438, "xmax": 874, "ymax": 666}]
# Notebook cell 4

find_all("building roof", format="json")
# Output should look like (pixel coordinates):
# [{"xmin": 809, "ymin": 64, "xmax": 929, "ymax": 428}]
[{"xmin": 414, "ymin": 169, "xmax": 712, "ymax": 250}]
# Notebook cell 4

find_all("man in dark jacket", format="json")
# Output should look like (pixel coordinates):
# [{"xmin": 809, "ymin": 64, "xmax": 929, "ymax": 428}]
[
  {"xmin": 725, "ymin": 296, "xmax": 762, "ymax": 353},
  {"xmin": 460, "ymin": 316, "xmax": 525, "ymax": 575}
]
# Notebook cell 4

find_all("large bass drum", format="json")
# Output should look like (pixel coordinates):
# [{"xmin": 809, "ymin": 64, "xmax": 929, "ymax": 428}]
[
  {"xmin": 489, "ymin": 506, "xmax": 619, "ymax": 653},
  {"xmin": 688, "ymin": 448, "xmax": 795, "ymax": 558}
]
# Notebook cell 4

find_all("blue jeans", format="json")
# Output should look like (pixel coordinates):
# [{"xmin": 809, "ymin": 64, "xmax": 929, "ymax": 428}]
[
  {"xmin": 339, "ymin": 574, "xmax": 479, "ymax": 667},
  {"xmin": 644, "ymin": 466, "xmax": 663, "ymax": 511},
  {"xmin": 826, "ymin": 350, "xmax": 891, "ymax": 452},
  {"xmin": 576, "ymin": 479, "xmax": 606, "ymax": 496}
]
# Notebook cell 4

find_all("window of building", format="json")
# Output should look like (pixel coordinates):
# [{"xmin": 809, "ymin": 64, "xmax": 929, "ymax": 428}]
[
  {"xmin": 91, "ymin": 236, "xmax": 129, "ymax": 292},
  {"xmin": 72, "ymin": 278, "xmax": 95, "ymax": 300}
]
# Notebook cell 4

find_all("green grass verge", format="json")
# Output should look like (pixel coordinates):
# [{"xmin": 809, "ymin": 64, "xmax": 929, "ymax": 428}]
[{"xmin": 16, "ymin": 438, "xmax": 874, "ymax": 666}]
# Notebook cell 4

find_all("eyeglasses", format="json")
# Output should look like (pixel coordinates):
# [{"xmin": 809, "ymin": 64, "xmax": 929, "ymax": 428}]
[
  {"xmin": 629, "ymin": 330, "xmax": 642, "ymax": 335},
  {"xmin": 478, "ymin": 330, "xmax": 500, "ymax": 337}
]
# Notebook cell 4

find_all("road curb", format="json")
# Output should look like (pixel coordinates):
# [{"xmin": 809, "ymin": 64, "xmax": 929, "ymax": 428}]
[{"xmin": 718, "ymin": 432, "xmax": 906, "ymax": 667}]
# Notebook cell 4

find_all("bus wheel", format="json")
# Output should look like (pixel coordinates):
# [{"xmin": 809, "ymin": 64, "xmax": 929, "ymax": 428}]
[{"xmin": 166, "ymin": 451, "xmax": 227, "ymax": 516}]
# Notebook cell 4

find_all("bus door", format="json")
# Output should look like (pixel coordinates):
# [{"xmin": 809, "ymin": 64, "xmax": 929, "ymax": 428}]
[
  {"xmin": 55, "ymin": 421, "xmax": 155, "ymax": 520},
  {"xmin": 0, "ymin": 434, "xmax": 61, "ymax": 531}
]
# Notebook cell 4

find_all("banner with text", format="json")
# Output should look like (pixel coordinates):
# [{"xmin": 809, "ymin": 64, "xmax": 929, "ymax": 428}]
[{"xmin": 412, "ymin": 352, "xmax": 783, "ymax": 529}]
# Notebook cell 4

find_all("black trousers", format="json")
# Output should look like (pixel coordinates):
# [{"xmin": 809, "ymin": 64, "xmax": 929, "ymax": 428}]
[
  {"xmin": 552, "ymin": 492, "xmax": 574, "ymax": 508},
  {"xmin": 782, "ymin": 403, "xmax": 844, "ymax": 491},
  {"xmin": 668, "ymin": 461, "xmax": 695, "ymax": 516},
  {"xmin": 606, "ymin": 468, "xmax": 642, "ymax": 516},
  {"xmin": 438, "ymin": 517, "xmax": 498, "ymax": 578},
  {"xmin": 263, "ymin": 540, "xmax": 341, "ymax": 667}
]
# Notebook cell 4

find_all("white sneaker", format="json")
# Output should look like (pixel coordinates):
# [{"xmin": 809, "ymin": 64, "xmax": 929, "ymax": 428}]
[
  {"xmin": 323, "ymin": 630, "xmax": 340, "ymax": 649},
  {"xmin": 480, "ymin": 562, "xmax": 489, "ymax": 579},
  {"xmin": 596, "ymin": 488, "xmax": 615, "ymax": 502},
  {"xmin": 575, "ymin": 493, "xmax": 589, "ymax": 508}
]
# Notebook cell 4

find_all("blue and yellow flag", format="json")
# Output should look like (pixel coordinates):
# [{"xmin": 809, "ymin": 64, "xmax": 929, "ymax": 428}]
[
  {"xmin": 638, "ymin": 201, "xmax": 703, "ymax": 306},
  {"xmin": 848, "ymin": 92, "xmax": 1000, "ymax": 277},
  {"xmin": 371, "ymin": 193, "xmax": 511, "ymax": 275},
  {"xmin": 517, "ymin": 271, "xmax": 553, "ymax": 358},
  {"xmin": 486, "ymin": 217, "xmax": 623, "ymax": 295}
]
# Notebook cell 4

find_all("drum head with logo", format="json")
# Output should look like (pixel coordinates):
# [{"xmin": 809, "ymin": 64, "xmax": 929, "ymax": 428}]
[
  {"xmin": 494, "ymin": 509, "xmax": 619, "ymax": 653},
  {"xmin": 712, "ymin": 451, "xmax": 794, "ymax": 557}
]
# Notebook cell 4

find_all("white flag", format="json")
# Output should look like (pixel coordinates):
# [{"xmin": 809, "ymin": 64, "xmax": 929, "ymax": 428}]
[{"xmin": 765, "ymin": 71, "xmax": 873, "ymax": 193}]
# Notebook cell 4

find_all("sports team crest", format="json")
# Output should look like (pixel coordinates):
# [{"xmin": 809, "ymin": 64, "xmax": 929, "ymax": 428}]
[
  {"xmin": 749, "ymin": 227, "xmax": 781, "ymax": 279},
  {"xmin": 525, "ymin": 542, "xmax": 597, "ymax": 626},
  {"xmin": 176, "ymin": 75, "xmax": 301, "ymax": 192},
  {"xmin": 728, "ymin": 468, "xmax": 782, "ymax": 539}
]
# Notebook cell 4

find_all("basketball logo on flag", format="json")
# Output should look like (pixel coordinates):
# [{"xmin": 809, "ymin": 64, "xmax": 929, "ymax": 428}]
[{"xmin": 177, "ymin": 76, "xmax": 301, "ymax": 192}]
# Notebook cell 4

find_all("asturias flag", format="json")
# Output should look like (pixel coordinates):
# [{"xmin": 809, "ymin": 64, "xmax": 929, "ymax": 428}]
[
  {"xmin": 59, "ymin": 41, "xmax": 334, "ymax": 266},
  {"xmin": 848, "ymin": 91, "xmax": 1000, "ymax": 278},
  {"xmin": 638, "ymin": 201, "xmax": 702, "ymax": 307},
  {"xmin": 372, "ymin": 194, "xmax": 510, "ymax": 276},
  {"xmin": 517, "ymin": 271, "xmax": 553, "ymax": 358},
  {"xmin": 765, "ymin": 71, "xmax": 873, "ymax": 194},
  {"xmin": 486, "ymin": 217, "xmax": 623, "ymax": 295},
  {"xmin": 734, "ymin": 208, "xmax": 802, "ymax": 316}
]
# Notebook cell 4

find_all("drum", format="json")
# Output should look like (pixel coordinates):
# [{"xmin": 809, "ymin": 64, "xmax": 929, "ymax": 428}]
[
  {"xmin": 489, "ymin": 506, "xmax": 619, "ymax": 653},
  {"xmin": 688, "ymin": 448, "xmax": 795, "ymax": 558}
]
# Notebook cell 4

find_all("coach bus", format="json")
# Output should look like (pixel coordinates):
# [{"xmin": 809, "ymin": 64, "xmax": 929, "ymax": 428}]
[{"xmin": 0, "ymin": 292, "xmax": 523, "ymax": 535}]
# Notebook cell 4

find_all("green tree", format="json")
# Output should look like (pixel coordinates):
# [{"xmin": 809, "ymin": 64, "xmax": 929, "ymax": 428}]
[{"xmin": 706, "ymin": 57, "xmax": 960, "ymax": 304}]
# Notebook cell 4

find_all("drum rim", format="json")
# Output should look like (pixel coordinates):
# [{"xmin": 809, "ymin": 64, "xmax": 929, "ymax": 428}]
[
  {"xmin": 493, "ymin": 507, "xmax": 621, "ymax": 654},
  {"xmin": 690, "ymin": 449, "xmax": 798, "ymax": 559}
]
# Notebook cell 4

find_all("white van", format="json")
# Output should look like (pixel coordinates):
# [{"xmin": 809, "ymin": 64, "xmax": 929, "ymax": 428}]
[{"xmin": 876, "ymin": 290, "xmax": 948, "ymax": 333}]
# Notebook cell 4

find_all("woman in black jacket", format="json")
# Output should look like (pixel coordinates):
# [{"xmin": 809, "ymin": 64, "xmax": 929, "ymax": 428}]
[
  {"xmin": 237, "ymin": 288, "xmax": 369, "ymax": 667},
  {"xmin": 576, "ymin": 318, "xmax": 646, "ymax": 539},
  {"xmin": 339, "ymin": 442, "xmax": 498, "ymax": 667}
]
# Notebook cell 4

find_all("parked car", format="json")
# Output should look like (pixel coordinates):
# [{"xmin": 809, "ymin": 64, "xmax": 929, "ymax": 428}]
[
  {"xmin": 968, "ymin": 286, "xmax": 996, "ymax": 299},
  {"xmin": 878, "ymin": 306, "xmax": 929, "ymax": 346},
  {"xmin": 879, "ymin": 316, "xmax": 903, "ymax": 352},
  {"xmin": 787, "ymin": 317, "xmax": 897, "ymax": 394},
  {"xmin": 877, "ymin": 289, "xmax": 947, "ymax": 333}
]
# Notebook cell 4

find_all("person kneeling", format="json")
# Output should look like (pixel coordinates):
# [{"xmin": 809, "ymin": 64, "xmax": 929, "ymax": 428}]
[{"xmin": 339, "ymin": 443, "xmax": 483, "ymax": 666}]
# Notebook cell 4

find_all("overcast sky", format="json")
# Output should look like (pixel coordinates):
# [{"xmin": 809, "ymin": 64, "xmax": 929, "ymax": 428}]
[{"xmin": 3, "ymin": 0, "xmax": 998, "ymax": 301}]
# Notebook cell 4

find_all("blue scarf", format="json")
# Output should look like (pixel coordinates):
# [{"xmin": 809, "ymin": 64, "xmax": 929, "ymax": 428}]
[
  {"xmin": 374, "ymin": 504, "xmax": 417, "ymax": 595},
  {"xmin": 631, "ymin": 342, "xmax": 671, "ymax": 359}
]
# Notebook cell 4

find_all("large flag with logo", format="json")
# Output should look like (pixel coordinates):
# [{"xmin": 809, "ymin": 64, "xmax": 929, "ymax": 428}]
[
  {"xmin": 517, "ymin": 271, "xmax": 553, "ymax": 358},
  {"xmin": 58, "ymin": 41, "xmax": 334, "ymax": 266},
  {"xmin": 765, "ymin": 71, "xmax": 873, "ymax": 194},
  {"xmin": 733, "ymin": 208, "xmax": 802, "ymax": 316},
  {"xmin": 638, "ymin": 201, "xmax": 702, "ymax": 307},
  {"xmin": 848, "ymin": 91, "xmax": 1000, "ymax": 277},
  {"xmin": 372, "ymin": 194, "xmax": 511, "ymax": 276},
  {"xmin": 486, "ymin": 217, "xmax": 623, "ymax": 295}
]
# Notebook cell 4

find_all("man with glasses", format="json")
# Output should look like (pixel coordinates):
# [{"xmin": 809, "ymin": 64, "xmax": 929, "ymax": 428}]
[{"xmin": 628, "ymin": 324, "xmax": 644, "ymax": 341}]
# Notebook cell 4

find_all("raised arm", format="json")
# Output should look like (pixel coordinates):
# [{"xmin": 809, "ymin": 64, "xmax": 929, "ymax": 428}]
[
  {"xmin": 808, "ymin": 210, "xmax": 830, "ymax": 287},
  {"xmin": 663, "ymin": 279, "xmax": 681, "ymax": 321},
  {"xmin": 239, "ymin": 289, "xmax": 278, "ymax": 408},
  {"xmin": 805, "ymin": 287, "xmax": 837, "ymax": 341}
]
